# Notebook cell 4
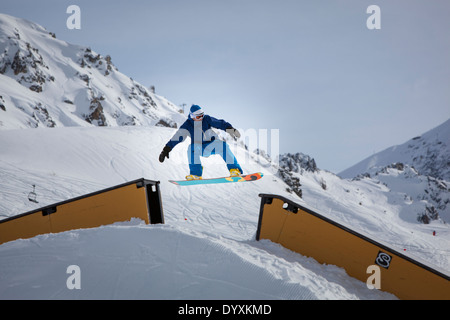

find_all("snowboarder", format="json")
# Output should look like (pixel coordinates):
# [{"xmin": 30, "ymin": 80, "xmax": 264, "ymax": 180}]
[{"xmin": 159, "ymin": 104, "xmax": 243, "ymax": 180}]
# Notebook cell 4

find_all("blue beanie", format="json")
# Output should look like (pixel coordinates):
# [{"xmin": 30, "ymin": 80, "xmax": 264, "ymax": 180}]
[{"xmin": 190, "ymin": 105, "xmax": 202, "ymax": 113}]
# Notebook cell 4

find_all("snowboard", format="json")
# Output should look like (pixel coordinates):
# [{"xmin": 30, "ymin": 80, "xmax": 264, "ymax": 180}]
[{"xmin": 169, "ymin": 172, "xmax": 263, "ymax": 186}]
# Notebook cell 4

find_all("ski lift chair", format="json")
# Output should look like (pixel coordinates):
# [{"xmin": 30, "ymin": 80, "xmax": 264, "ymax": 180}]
[{"xmin": 28, "ymin": 184, "xmax": 39, "ymax": 203}]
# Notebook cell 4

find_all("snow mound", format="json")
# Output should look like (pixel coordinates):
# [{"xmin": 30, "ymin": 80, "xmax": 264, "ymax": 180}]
[
  {"xmin": 0, "ymin": 126, "xmax": 401, "ymax": 299},
  {"xmin": 0, "ymin": 222, "xmax": 394, "ymax": 300}
]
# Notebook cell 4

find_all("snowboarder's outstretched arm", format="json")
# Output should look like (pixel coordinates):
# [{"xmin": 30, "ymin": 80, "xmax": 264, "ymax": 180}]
[
  {"xmin": 207, "ymin": 116, "xmax": 241, "ymax": 139},
  {"xmin": 166, "ymin": 121, "xmax": 190, "ymax": 149},
  {"xmin": 159, "ymin": 121, "xmax": 190, "ymax": 162}
]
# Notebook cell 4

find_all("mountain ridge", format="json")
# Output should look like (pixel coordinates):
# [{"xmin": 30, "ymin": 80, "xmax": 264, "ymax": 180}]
[
  {"xmin": 339, "ymin": 118, "xmax": 450, "ymax": 182},
  {"xmin": 0, "ymin": 13, "xmax": 185, "ymax": 130}
]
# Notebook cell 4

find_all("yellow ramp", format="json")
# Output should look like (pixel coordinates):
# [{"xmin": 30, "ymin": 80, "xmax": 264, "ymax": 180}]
[
  {"xmin": 0, "ymin": 179, "xmax": 164, "ymax": 245},
  {"xmin": 256, "ymin": 194, "xmax": 450, "ymax": 300}
]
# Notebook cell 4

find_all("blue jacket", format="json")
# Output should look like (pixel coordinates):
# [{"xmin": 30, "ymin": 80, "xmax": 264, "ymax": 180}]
[{"xmin": 166, "ymin": 115, "xmax": 233, "ymax": 149}]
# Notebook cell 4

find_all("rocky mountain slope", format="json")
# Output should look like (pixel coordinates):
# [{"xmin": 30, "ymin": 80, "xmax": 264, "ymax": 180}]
[
  {"xmin": 277, "ymin": 149, "xmax": 450, "ymax": 225},
  {"xmin": 0, "ymin": 13, "xmax": 184, "ymax": 130},
  {"xmin": 339, "ymin": 118, "xmax": 450, "ymax": 182}
]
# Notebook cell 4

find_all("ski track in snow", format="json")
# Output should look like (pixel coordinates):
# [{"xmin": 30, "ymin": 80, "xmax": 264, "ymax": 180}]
[{"xmin": 0, "ymin": 126, "xmax": 448, "ymax": 299}]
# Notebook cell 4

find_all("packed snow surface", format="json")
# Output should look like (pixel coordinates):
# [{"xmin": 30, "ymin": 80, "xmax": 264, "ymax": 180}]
[{"xmin": 1, "ymin": 126, "xmax": 449, "ymax": 300}]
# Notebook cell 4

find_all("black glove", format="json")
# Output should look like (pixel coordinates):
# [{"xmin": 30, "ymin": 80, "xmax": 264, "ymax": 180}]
[
  {"xmin": 159, "ymin": 145, "xmax": 172, "ymax": 163},
  {"xmin": 227, "ymin": 127, "xmax": 241, "ymax": 140}
]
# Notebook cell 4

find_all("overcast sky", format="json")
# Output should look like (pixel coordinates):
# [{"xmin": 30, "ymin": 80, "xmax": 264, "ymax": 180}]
[{"xmin": 3, "ymin": 0, "xmax": 450, "ymax": 173}]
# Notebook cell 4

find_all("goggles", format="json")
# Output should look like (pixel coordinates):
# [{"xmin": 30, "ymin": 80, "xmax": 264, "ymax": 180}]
[{"xmin": 191, "ymin": 111, "xmax": 204, "ymax": 120}]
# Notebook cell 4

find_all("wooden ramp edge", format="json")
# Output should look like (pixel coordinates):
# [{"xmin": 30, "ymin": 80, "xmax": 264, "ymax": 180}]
[
  {"xmin": 0, "ymin": 178, "xmax": 164, "ymax": 245},
  {"xmin": 256, "ymin": 193, "xmax": 450, "ymax": 300}
]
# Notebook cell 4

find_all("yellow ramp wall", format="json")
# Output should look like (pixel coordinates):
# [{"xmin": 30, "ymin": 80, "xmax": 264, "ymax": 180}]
[
  {"xmin": 256, "ymin": 194, "xmax": 450, "ymax": 300},
  {"xmin": 0, "ymin": 178, "xmax": 164, "ymax": 245}
]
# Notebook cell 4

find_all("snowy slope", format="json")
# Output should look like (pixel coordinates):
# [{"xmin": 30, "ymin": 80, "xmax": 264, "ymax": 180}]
[
  {"xmin": 1, "ymin": 126, "xmax": 449, "ymax": 299},
  {"xmin": 280, "ymin": 153, "xmax": 450, "ymax": 224},
  {"xmin": 274, "ymin": 159, "xmax": 450, "ymax": 269},
  {"xmin": 0, "ymin": 222, "xmax": 389, "ymax": 300},
  {"xmin": 0, "ymin": 13, "xmax": 184, "ymax": 130},
  {"xmin": 339, "ymin": 118, "xmax": 450, "ymax": 181},
  {"xmin": 0, "ymin": 126, "xmax": 394, "ymax": 300}
]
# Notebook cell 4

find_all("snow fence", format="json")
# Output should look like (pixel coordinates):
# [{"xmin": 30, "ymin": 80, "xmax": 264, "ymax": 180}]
[
  {"xmin": 0, "ymin": 178, "xmax": 164, "ymax": 245},
  {"xmin": 256, "ymin": 194, "xmax": 450, "ymax": 300}
]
